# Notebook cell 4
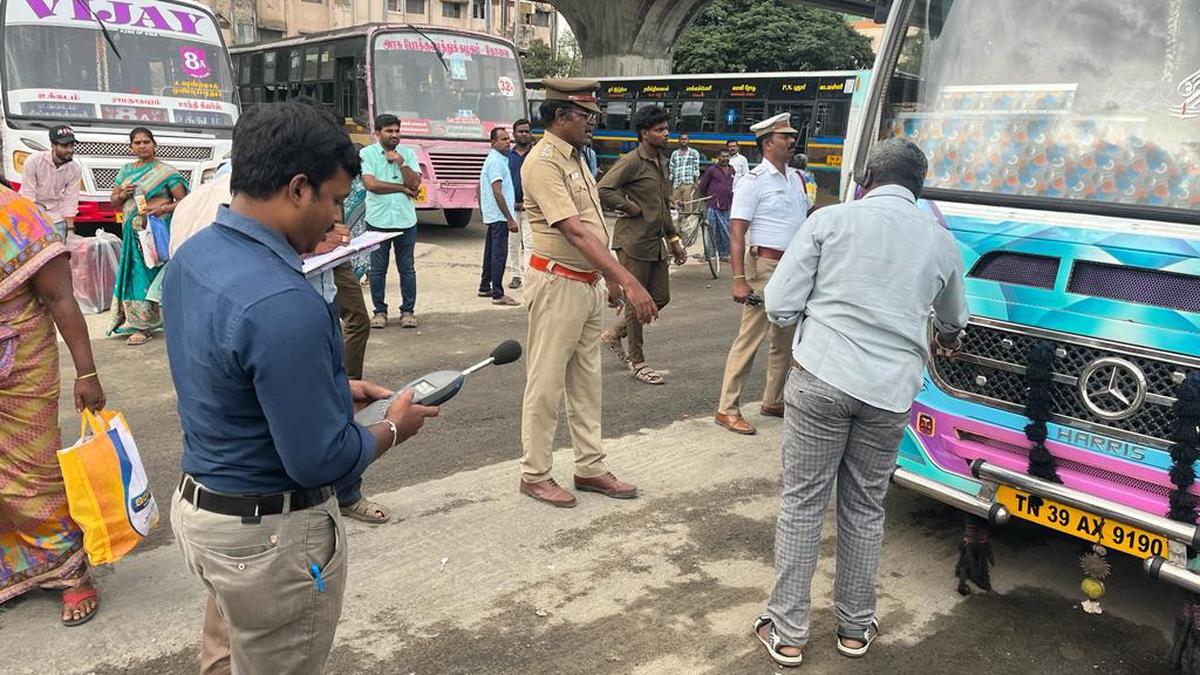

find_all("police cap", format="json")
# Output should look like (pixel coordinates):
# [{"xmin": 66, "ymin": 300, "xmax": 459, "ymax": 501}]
[{"xmin": 541, "ymin": 78, "xmax": 602, "ymax": 113}]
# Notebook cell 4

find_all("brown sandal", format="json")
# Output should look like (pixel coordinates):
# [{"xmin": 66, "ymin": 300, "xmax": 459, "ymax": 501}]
[
  {"xmin": 340, "ymin": 498, "xmax": 391, "ymax": 524},
  {"xmin": 600, "ymin": 330, "xmax": 626, "ymax": 363},
  {"xmin": 629, "ymin": 362, "xmax": 665, "ymax": 385},
  {"xmin": 125, "ymin": 331, "xmax": 151, "ymax": 346},
  {"xmin": 62, "ymin": 582, "xmax": 99, "ymax": 627}
]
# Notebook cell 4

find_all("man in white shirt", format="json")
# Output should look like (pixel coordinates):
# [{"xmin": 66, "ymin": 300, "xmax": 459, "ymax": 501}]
[
  {"xmin": 751, "ymin": 138, "xmax": 968, "ymax": 668},
  {"xmin": 714, "ymin": 113, "xmax": 809, "ymax": 435},
  {"xmin": 726, "ymin": 139, "xmax": 749, "ymax": 185}
]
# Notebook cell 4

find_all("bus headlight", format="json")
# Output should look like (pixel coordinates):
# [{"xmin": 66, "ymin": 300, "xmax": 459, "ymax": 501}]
[
  {"xmin": 201, "ymin": 168, "xmax": 217, "ymax": 184},
  {"xmin": 12, "ymin": 151, "xmax": 29, "ymax": 173}
]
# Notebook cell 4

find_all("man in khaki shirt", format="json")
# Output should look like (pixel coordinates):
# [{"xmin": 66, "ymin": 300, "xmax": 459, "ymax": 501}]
[
  {"xmin": 518, "ymin": 78, "xmax": 658, "ymax": 508},
  {"xmin": 597, "ymin": 105, "xmax": 686, "ymax": 385}
]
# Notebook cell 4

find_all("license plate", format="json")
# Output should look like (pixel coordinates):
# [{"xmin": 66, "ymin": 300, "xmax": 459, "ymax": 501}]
[
  {"xmin": 996, "ymin": 485, "xmax": 1169, "ymax": 559},
  {"xmin": 415, "ymin": 185, "xmax": 427, "ymax": 204}
]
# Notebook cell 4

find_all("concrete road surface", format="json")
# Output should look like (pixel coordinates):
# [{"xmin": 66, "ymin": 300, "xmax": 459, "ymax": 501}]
[{"xmin": 0, "ymin": 219, "xmax": 1181, "ymax": 674}]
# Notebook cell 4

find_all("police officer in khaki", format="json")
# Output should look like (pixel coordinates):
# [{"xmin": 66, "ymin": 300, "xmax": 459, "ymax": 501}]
[
  {"xmin": 519, "ymin": 78, "xmax": 659, "ymax": 508},
  {"xmin": 715, "ymin": 112, "xmax": 810, "ymax": 435}
]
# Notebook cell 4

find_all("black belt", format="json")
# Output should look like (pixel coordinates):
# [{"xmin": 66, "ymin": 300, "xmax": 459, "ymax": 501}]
[{"xmin": 178, "ymin": 475, "xmax": 333, "ymax": 518}]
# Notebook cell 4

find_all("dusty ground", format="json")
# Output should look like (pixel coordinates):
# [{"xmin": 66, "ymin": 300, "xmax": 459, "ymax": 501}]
[{"xmin": 3, "ymin": 215, "xmax": 1183, "ymax": 674}]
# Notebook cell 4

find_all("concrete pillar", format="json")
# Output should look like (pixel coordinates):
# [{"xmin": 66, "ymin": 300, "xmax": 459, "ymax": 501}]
[{"xmin": 546, "ymin": 0, "xmax": 711, "ymax": 77}]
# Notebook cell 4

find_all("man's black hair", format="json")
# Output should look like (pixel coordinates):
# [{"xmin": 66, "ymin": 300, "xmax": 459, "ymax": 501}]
[
  {"xmin": 726, "ymin": 139, "xmax": 738, "ymax": 146},
  {"xmin": 513, "ymin": 118, "xmax": 531, "ymax": 130},
  {"xmin": 231, "ymin": 99, "xmax": 360, "ymax": 199},
  {"xmin": 755, "ymin": 132, "xmax": 774, "ymax": 153},
  {"xmin": 374, "ymin": 113, "xmax": 400, "ymax": 131},
  {"xmin": 632, "ymin": 105, "xmax": 670, "ymax": 142},
  {"xmin": 539, "ymin": 100, "xmax": 577, "ymax": 128},
  {"xmin": 490, "ymin": 126, "xmax": 508, "ymax": 141},
  {"xmin": 129, "ymin": 126, "xmax": 155, "ymax": 143}
]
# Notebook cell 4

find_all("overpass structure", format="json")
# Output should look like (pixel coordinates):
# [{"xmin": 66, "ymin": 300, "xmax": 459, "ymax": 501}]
[{"xmin": 546, "ymin": 0, "xmax": 881, "ymax": 76}]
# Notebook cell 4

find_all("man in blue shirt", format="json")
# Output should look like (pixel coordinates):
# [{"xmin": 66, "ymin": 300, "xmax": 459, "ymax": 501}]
[
  {"xmin": 478, "ymin": 127, "xmax": 520, "ymax": 306},
  {"xmin": 506, "ymin": 118, "xmax": 533, "ymax": 289},
  {"xmin": 163, "ymin": 100, "xmax": 439, "ymax": 674},
  {"xmin": 361, "ymin": 113, "xmax": 423, "ymax": 329}
]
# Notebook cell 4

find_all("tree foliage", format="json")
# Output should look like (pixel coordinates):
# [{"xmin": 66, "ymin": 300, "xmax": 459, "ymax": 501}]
[
  {"xmin": 673, "ymin": 0, "xmax": 875, "ymax": 74},
  {"xmin": 521, "ymin": 38, "xmax": 581, "ymax": 79}
]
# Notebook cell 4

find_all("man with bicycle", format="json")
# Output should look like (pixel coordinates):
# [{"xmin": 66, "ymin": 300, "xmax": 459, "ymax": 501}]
[
  {"xmin": 597, "ymin": 105, "xmax": 687, "ymax": 386},
  {"xmin": 715, "ymin": 112, "xmax": 810, "ymax": 435}
]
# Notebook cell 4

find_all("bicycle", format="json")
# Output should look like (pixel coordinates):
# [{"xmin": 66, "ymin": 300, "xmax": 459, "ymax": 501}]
[{"xmin": 672, "ymin": 196, "xmax": 720, "ymax": 279}]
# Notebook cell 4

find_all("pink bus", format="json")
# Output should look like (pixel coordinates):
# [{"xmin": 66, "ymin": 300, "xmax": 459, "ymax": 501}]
[{"xmin": 232, "ymin": 24, "xmax": 526, "ymax": 227}]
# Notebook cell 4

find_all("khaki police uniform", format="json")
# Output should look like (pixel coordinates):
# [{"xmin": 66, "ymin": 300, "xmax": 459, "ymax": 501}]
[
  {"xmin": 718, "ymin": 113, "xmax": 809, "ymax": 417},
  {"xmin": 519, "ymin": 109, "xmax": 612, "ymax": 482}
]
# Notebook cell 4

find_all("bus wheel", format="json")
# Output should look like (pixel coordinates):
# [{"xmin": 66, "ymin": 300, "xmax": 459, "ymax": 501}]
[{"xmin": 444, "ymin": 209, "xmax": 473, "ymax": 228}]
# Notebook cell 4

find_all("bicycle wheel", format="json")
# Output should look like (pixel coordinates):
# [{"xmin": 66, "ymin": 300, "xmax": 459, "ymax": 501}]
[{"xmin": 702, "ymin": 220, "xmax": 719, "ymax": 279}]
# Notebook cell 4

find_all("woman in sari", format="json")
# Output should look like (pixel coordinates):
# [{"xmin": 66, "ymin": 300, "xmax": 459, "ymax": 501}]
[
  {"xmin": 107, "ymin": 127, "xmax": 188, "ymax": 346},
  {"xmin": 0, "ymin": 184, "xmax": 106, "ymax": 625}
]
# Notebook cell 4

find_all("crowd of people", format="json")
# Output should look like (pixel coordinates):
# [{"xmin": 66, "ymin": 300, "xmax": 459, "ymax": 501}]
[{"xmin": 0, "ymin": 77, "xmax": 972, "ymax": 672}]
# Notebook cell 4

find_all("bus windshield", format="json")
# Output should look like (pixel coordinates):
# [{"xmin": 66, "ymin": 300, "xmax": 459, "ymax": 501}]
[
  {"xmin": 881, "ymin": 0, "xmax": 1200, "ymax": 212},
  {"xmin": 3, "ymin": 0, "xmax": 237, "ymax": 128},
  {"xmin": 372, "ymin": 29, "xmax": 523, "ymax": 140}
]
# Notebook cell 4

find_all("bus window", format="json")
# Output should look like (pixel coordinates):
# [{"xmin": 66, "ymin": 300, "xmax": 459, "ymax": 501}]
[
  {"xmin": 719, "ymin": 100, "xmax": 766, "ymax": 134},
  {"xmin": 263, "ymin": 53, "xmax": 277, "ymax": 84},
  {"xmin": 813, "ymin": 100, "xmax": 850, "ymax": 138},
  {"xmin": 603, "ymin": 101, "xmax": 630, "ymax": 130},
  {"xmin": 319, "ymin": 46, "xmax": 335, "ymax": 80},
  {"xmin": 250, "ymin": 53, "xmax": 264, "ymax": 85},
  {"xmin": 303, "ymin": 48, "xmax": 320, "ymax": 80},
  {"xmin": 678, "ymin": 100, "xmax": 714, "ymax": 133}
]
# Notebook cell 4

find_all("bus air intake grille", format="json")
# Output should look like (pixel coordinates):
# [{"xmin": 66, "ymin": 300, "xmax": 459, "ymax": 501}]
[
  {"xmin": 91, "ymin": 168, "xmax": 120, "ymax": 191},
  {"xmin": 1068, "ymin": 261, "xmax": 1200, "ymax": 314},
  {"xmin": 968, "ymin": 251, "xmax": 1059, "ymax": 289},
  {"xmin": 954, "ymin": 430, "xmax": 1173, "ymax": 498},
  {"xmin": 930, "ymin": 319, "xmax": 1200, "ymax": 447},
  {"xmin": 428, "ymin": 152, "xmax": 487, "ymax": 183},
  {"xmin": 74, "ymin": 142, "xmax": 214, "ymax": 161}
]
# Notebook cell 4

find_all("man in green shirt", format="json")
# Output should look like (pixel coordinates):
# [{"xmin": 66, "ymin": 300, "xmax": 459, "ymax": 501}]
[{"xmin": 361, "ymin": 114, "xmax": 422, "ymax": 329}]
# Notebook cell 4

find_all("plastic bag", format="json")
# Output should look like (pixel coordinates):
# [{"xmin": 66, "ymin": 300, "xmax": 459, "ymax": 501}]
[
  {"xmin": 57, "ymin": 409, "xmax": 159, "ymax": 565},
  {"xmin": 138, "ymin": 227, "xmax": 161, "ymax": 268},
  {"xmin": 66, "ymin": 232, "xmax": 120, "ymax": 314},
  {"xmin": 148, "ymin": 214, "xmax": 170, "ymax": 263}
]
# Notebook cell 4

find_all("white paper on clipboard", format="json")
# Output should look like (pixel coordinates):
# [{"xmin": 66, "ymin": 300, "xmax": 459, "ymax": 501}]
[{"xmin": 302, "ymin": 230, "xmax": 403, "ymax": 277}]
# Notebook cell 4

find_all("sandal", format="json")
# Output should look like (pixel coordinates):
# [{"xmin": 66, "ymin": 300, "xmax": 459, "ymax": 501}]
[
  {"xmin": 340, "ymin": 498, "xmax": 391, "ymax": 524},
  {"xmin": 62, "ymin": 582, "xmax": 99, "ymax": 627},
  {"xmin": 600, "ymin": 330, "xmax": 626, "ymax": 363},
  {"xmin": 628, "ymin": 362, "xmax": 665, "ymax": 385},
  {"xmin": 836, "ymin": 619, "xmax": 879, "ymax": 658},
  {"xmin": 753, "ymin": 615, "xmax": 805, "ymax": 667},
  {"xmin": 125, "ymin": 331, "xmax": 151, "ymax": 346}
]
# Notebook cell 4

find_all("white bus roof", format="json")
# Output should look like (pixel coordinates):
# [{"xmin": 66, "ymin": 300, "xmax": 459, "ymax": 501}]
[
  {"xmin": 229, "ymin": 23, "xmax": 517, "ymax": 54},
  {"xmin": 526, "ymin": 70, "xmax": 864, "ymax": 86}
]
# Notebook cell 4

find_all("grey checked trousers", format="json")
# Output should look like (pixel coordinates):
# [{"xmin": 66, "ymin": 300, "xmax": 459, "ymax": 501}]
[{"xmin": 767, "ymin": 368, "xmax": 908, "ymax": 646}]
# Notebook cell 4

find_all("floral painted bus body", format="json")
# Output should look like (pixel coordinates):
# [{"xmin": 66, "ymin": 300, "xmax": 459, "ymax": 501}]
[{"xmin": 846, "ymin": 0, "xmax": 1200, "ymax": 606}]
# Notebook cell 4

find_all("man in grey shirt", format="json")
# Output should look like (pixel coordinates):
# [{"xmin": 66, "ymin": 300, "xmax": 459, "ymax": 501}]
[{"xmin": 752, "ymin": 138, "xmax": 968, "ymax": 667}]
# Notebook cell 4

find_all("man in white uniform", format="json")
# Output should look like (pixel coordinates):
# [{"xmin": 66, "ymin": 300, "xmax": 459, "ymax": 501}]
[{"xmin": 714, "ymin": 113, "xmax": 810, "ymax": 435}]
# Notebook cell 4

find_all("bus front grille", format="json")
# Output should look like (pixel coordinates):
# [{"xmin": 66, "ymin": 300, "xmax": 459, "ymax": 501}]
[
  {"xmin": 74, "ymin": 142, "xmax": 213, "ymax": 161},
  {"xmin": 428, "ymin": 151, "xmax": 487, "ymax": 183},
  {"xmin": 930, "ymin": 318, "xmax": 1200, "ymax": 447}
]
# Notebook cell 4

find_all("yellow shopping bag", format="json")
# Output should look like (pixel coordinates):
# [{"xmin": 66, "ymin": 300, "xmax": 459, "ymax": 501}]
[{"xmin": 57, "ymin": 409, "xmax": 159, "ymax": 565}]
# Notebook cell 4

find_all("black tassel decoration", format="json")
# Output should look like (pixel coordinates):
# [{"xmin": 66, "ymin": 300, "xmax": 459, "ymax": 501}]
[
  {"xmin": 1025, "ymin": 341, "xmax": 1062, "ymax": 487},
  {"xmin": 1168, "ymin": 373, "xmax": 1200, "ymax": 674},
  {"xmin": 955, "ymin": 516, "xmax": 994, "ymax": 595}
]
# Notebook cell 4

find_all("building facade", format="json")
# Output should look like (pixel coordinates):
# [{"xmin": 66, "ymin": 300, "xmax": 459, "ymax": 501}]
[{"xmin": 203, "ymin": 0, "xmax": 557, "ymax": 48}]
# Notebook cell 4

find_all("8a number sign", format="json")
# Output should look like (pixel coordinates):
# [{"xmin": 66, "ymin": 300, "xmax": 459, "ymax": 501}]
[{"xmin": 180, "ymin": 47, "xmax": 212, "ymax": 79}]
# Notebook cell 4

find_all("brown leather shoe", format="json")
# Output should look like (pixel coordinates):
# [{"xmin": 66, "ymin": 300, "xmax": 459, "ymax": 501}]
[
  {"xmin": 574, "ymin": 472, "xmax": 638, "ymax": 499},
  {"xmin": 760, "ymin": 403, "xmax": 785, "ymax": 418},
  {"xmin": 715, "ymin": 412, "xmax": 757, "ymax": 435},
  {"xmin": 520, "ymin": 478, "xmax": 577, "ymax": 508}
]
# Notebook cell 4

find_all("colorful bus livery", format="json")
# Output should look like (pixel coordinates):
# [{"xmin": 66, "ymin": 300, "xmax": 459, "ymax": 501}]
[
  {"xmin": 232, "ymin": 25, "xmax": 527, "ymax": 227},
  {"xmin": 1, "ymin": 0, "xmax": 238, "ymax": 225},
  {"xmin": 527, "ymin": 70, "xmax": 871, "ymax": 202},
  {"xmin": 848, "ymin": 0, "xmax": 1200, "ymax": 603}
]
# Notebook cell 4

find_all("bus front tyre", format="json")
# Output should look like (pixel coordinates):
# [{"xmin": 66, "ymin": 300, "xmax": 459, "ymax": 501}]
[{"xmin": 444, "ymin": 209, "xmax": 473, "ymax": 228}]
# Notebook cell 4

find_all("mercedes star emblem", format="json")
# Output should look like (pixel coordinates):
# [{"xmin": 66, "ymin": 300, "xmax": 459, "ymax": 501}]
[{"xmin": 1077, "ymin": 357, "xmax": 1147, "ymax": 421}]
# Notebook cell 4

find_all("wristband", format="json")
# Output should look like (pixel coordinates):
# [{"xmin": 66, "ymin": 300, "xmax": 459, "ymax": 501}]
[
  {"xmin": 732, "ymin": 274, "xmax": 746, "ymax": 279},
  {"xmin": 668, "ymin": 236, "xmax": 682, "ymax": 244},
  {"xmin": 374, "ymin": 419, "xmax": 398, "ymax": 447},
  {"xmin": 76, "ymin": 371, "xmax": 98, "ymax": 381}
]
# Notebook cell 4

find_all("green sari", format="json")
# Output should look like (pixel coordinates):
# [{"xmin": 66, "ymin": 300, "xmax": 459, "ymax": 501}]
[{"xmin": 107, "ymin": 160, "xmax": 187, "ymax": 336}]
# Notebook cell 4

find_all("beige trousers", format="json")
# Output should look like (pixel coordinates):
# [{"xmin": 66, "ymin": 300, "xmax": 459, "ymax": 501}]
[
  {"xmin": 673, "ymin": 182, "xmax": 697, "ymax": 207},
  {"xmin": 717, "ymin": 253, "xmax": 796, "ymax": 416},
  {"xmin": 519, "ymin": 267, "xmax": 610, "ymax": 482},
  {"xmin": 171, "ymin": 488, "xmax": 347, "ymax": 675}
]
